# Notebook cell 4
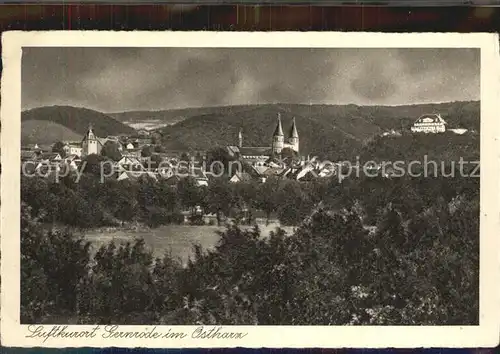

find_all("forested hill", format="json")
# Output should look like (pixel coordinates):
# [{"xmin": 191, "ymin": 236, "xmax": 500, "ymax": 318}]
[
  {"xmin": 21, "ymin": 101, "xmax": 479, "ymax": 153},
  {"xmin": 155, "ymin": 101, "xmax": 479, "ymax": 158},
  {"xmin": 22, "ymin": 106, "xmax": 136, "ymax": 145}
]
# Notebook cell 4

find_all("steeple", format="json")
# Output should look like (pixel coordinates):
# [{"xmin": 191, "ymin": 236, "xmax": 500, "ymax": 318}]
[
  {"xmin": 87, "ymin": 123, "xmax": 96, "ymax": 140},
  {"xmin": 238, "ymin": 128, "xmax": 243, "ymax": 148},
  {"xmin": 272, "ymin": 113, "xmax": 285, "ymax": 155},
  {"xmin": 273, "ymin": 112, "xmax": 284, "ymax": 137},
  {"xmin": 287, "ymin": 117, "xmax": 299, "ymax": 153},
  {"xmin": 288, "ymin": 117, "xmax": 298, "ymax": 139}
]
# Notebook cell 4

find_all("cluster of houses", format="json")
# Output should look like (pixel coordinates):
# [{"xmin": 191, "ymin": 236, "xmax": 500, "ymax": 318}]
[
  {"xmin": 20, "ymin": 117, "xmax": 331, "ymax": 185},
  {"xmin": 20, "ymin": 112, "xmax": 470, "ymax": 186},
  {"xmin": 22, "ymin": 125, "xmax": 200, "ymax": 183},
  {"xmin": 22, "ymin": 127, "xmax": 155, "ymax": 161},
  {"xmin": 21, "ymin": 128, "xmax": 211, "ymax": 186},
  {"xmin": 21, "ymin": 145, "xmax": 212, "ymax": 186}
]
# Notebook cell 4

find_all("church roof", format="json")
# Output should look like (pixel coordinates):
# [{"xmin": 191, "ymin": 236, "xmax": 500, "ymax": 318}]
[
  {"xmin": 227, "ymin": 146, "xmax": 240, "ymax": 156},
  {"xmin": 238, "ymin": 147, "xmax": 272, "ymax": 157},
  {"xmin": 81, "ymin": 124, "xmax": 103, "ymax": 143},
  {"xmin": 289, "ymin": 117, "xmax": 298, "ymax": 138}
]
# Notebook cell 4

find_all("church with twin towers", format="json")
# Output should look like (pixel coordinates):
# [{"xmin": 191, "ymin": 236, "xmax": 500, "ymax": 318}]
[
  {"xmin": 270, "ymin": 113, "xmax": 299, "ymax": 155},
  {"xmin": 232, "ymin": 113, "xmax": 300, "ymax": 162}
]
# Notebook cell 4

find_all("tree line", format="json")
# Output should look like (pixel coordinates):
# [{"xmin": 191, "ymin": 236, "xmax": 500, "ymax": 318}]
[
  {"xmin": 21, "ymin": 169, "xmax": 479, "ymax": 325},
  {"xmin": 21, "ymin": 167, "xmax": 324, "ymax": 228}
]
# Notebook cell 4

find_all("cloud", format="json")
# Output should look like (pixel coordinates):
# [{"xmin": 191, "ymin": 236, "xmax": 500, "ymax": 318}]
[{"xmin": 21, "ymin": 47, "xmax": 480, "ymax": 112}]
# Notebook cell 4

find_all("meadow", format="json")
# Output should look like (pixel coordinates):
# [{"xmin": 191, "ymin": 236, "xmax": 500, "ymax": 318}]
[{"xmin": 84, "ymin": 220, "xmax": 294, "ymax": 265}]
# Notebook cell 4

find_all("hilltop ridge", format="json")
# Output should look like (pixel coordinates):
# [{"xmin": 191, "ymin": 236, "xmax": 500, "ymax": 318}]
[
  {"xmin": 22, "ymin": 101, "xmax": 479, "ymax": 156},
  {"xmin": 153, "ymin": 101, "xmax": 479, "ymax": 158},
  {"xmin": 22, "ymin": 105, "xmax": 136, "ymax": 144}
]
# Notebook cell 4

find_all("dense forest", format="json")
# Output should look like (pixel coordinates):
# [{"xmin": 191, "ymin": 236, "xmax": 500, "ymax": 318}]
[
  {"xmin": 21, "ymin": 169, "xmax": 479, "ymax": 325},
  {"xmin": 157, "ymin": 101, "xmax": 479, "ymax": 157}
]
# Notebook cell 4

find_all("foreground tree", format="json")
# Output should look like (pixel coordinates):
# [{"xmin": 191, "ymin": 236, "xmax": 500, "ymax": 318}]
[
  {"xmin": 255, "ymin": 177, "xmax": 281, "ymax": 224},
  {"xmin": 101, "ymin": 141, "xmax": 122, "ymax": 161},
  {"xmin": 21, "ymin": 203, "xmax": 91, "ymax": 323},
  {"xmin": 205, "ymin": 178, "xmax": 234, "ymax": 226}
]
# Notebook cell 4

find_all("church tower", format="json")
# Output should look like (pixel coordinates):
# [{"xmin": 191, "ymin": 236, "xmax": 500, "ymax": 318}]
[
  {"xmin": 287, "ymin": 117, "xmax": 299, "ymax": 153},
  {"xmin": 82, "ymin": 123, "xmax": 99, "ymax": 157},
  {"xmin": 272, "ymin": 113, "xmax": 284, "ymax": 155}
]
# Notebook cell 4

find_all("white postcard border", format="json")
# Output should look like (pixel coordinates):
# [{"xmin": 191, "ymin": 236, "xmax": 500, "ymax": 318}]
[{"xmin": 1, "ymin": 31, "xmax": 499, "ymax": 348}]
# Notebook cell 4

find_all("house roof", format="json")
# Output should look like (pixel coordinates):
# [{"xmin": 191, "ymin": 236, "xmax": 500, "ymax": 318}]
[
  {"xmin": 250, "ymin": 165, "xmax": 269, "ymax": 176},
  {"xmin": 230, "ymin": 171, "xmax": 253, "ymax": 182},
  {"xmin": 21, "ymin": 151, "xmax": 37, "ymax": 160},
  {"xmin": 262, "ymin": 167, "xmax": 285, "ymax": 176},
  {"xmin": 22, "ymin": 144, "xmax": 40, "ymax": 150},
  {"xmin": 415, "ymin": 114, "xmax": 447, "ymax": 124},
  {"xmin": 239, "ymin": 162, "xmax": 262, "ymax": 177},
  {"xmin": 65, "ymin": 154, "xmax": 80, "ymax": 161},
  {"xmin": 39, "ymin": 152, "xmax": 60, "ymax": 160},
  {"xmin": 63, "ymin": 141, "xmax": 82, "ymax": 147},
  {"xmin": 118, "ymin": 156, "xmax": 142, "ymax": 164},
  {"xmin": 295, "ymin": 165, "xmax": 316, "ymax": 180},
  {"xmin": 118, "ymin": 171, "xmax": 158, "ymax": 181},
  {"xmin": 265, "ymin": 155, "xmax": 286, "ymax": 166},
  {"xmin": 99, "ymin": 137, "xmax": 123, "ymax": 146}
]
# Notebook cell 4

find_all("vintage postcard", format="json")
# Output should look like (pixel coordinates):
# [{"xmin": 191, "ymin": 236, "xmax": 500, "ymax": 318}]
[{"xmin": 1, "ymin": 31, "xmax": 499, "ymax": 348}]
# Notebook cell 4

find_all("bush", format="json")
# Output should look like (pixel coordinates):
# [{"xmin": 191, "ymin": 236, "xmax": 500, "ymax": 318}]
[{"xmin": 21, "ymin": 203, "xmax": 91, "ymax": 323}]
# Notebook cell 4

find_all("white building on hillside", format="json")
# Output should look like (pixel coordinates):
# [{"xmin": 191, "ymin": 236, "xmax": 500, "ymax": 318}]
[{"xmin": 411, "ymin": 114, "xmax": 447, "ymax": 134}]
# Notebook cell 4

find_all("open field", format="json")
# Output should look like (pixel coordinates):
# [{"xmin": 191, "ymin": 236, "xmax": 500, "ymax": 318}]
[{"xmin": 84, "ymin": 221, "xmax": 295, "ymax": 266}]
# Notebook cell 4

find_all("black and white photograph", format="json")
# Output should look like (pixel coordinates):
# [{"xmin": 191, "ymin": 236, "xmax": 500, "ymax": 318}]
[{"xmin": 1, "ymin": 31, "xmax": 499, "ymax": 348}]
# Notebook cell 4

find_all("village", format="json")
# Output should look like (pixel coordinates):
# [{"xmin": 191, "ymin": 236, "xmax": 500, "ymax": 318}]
[{"xmin": 21, "ymin": 111, "xmax": 469, "ymax": 187}]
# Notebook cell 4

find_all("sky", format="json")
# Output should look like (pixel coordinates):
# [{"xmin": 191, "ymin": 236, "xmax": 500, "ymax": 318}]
[{"xmin": 21, "ymin": 47, "xmax": 480, "ymax": 113}]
